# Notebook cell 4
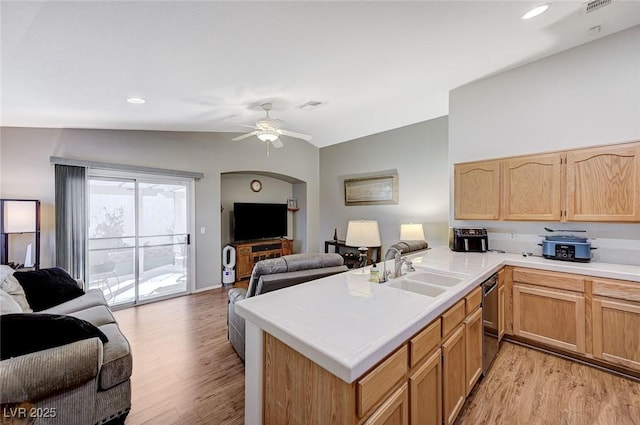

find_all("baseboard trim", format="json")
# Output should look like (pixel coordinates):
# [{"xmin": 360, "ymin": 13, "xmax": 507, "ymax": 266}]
[{"xmin": 504, "ymin": 336, "xmax": 640, "ymax": 383}]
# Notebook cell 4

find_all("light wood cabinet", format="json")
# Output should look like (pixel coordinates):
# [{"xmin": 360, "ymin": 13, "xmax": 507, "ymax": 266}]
[
  {"xmin": 566, "ymin": 142, "xmax": 640, "ymax": 222},
  {"xmin": 592, "ymin": 277, "xmax": 640, "ymax": 372},
  {"xmin": 454, "ymin": 160, "xmax": 501, "ymax": 220},
  {"xmin": 232, "ymin": 239, "xmax": 293, "ymax": 281},
  {"xmin": 498, "ymin": 277, "xmax": 505, "ymax": 341},
  {"xmin": 409, "ymin": 349, "xmax": 441, "ymax": 425},
  {"xmin": 363, "ymin": 383, "xmax": 409, "ymax": 425},
  {"xmin": 464, "ymin": 307, "xmax": 483, "ymax": 396},
  {"xmin": 453, "ymin": 140, "xmax": 640, "ymax": 222},
  {"xmin": 503, "ymin": 152, "xmax": 563, "ymax": 221},
  {"xmin": 262, "ymin": 285, "xmax": 492, "ymax": 425},
  {"xmin": 442, "ymin": 324, "xmax": 466, "ymax": 425},
  {"xmin": 357, "ymin": 345, "xmax": 408, "ymax": 418},
  {"xmin": 513, "ymin": 283, "xmax": 586, "ymax": 354}
]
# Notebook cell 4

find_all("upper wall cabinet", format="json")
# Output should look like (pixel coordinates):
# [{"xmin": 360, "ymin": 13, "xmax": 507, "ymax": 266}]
[
  {"xmin": 503, "ymin": 153, "xmax": 563, "ymax": 221},
  {"xmin": 566, "ymin": 142, "xmax": 640, "ymax": 222},
  {"xmin": 454, "ymin": 160, "xmax": 501, "ymax": 220},
  {"xmin": 454, "ymin": 141, "xmax": 640, "ymax": 223}
]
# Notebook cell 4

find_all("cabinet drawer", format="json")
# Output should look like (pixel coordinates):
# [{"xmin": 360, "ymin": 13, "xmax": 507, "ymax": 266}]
[
  {"xmin": 513, "ymin": 268, "xmax": 584, "ymax": 292},
  {"xmin": 592, "ymin": 277, "xmax": 640, "ymax": 303},
  {"xmin": 442, "ymin": 300, "xmax": 466, "ymax": 338},
  {"xmin": 465, "ymin": 286, "xmax": 482, "ymax": 315},
  {"xmin": 357, "ymin": 344, "xmax": 408, "ymax": 417},
  {"xmin": 409, "ymin": 318, "xmax": 441, "ymax": 368}
]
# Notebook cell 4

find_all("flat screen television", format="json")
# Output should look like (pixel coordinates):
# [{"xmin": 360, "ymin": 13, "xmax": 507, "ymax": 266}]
[{"xmin": 233, "ymin": 202, "xmax": 288, "ymax": 242}]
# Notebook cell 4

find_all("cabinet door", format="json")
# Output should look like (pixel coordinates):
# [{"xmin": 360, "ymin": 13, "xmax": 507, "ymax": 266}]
[
  {"xmin": 503, "ymin": 153, "xmax": 562, "ymax": 221},
  {"xmin": 409, "ymin": 349, "xmax": 441, "ymax": 425},
  {"xmin": 363, "ymin": 383, "xmax": 409, "ymax": 425},
  {"xmin": 464, "ymin": 307, "xmax": 483, "ymax": 396},
  {"xmin": 442, "ymin": 325, "xmax": 466, "ymax": 425},
  {"xmin": 566, "ymin": 142, "xmax": 640, "ymax": 222},
  {"xmin": 513, "ymin": 283, "xmax": 586, "ymax": 354},
  {"xmin": 454, "ymin": 160, "xmax": 501, "ymax": 220},
  {"xmin": 592, "ymin": 297, "xmax": 640, "ymax": 372},
  {"xmin": 236, "ymin": 246, "xmax": 253, "ymax": 279},
  {"xmin": 281, "ymin": 239, "xmax": 293, "ymax": 256}
]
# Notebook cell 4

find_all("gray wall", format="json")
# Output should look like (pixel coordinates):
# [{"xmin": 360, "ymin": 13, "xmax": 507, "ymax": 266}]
[
  {"xmin": 449, "ymin": 25, "xmax": 640, "ymax": 264},
  {"xmin": 0, "ymin": 127, "xmax": 320, "ymax": 289},
  {"xmin": 319, "ymin": 116, "xmax": 449, "ymax": 253}
]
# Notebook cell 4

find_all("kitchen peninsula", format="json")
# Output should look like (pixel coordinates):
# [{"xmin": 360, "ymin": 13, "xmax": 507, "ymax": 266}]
[{"xmin": 235, "ymin": 247, "xmax": 640, "ymax": 425}]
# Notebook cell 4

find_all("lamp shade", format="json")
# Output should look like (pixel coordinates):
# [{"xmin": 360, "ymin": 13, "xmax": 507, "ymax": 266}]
[
  {"xmin": 400, "ymin": 223, "xmax": 425, "ymax": 241},
  {"xmin": 345, "ymin": 220, "xmax": 381, "ymax": 248},
  {"xmin": 3, "ymin": 200, "xmax": 37, "ymax": 233}
]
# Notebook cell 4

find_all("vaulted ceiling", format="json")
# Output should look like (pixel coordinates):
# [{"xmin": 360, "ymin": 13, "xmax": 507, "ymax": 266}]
[{"xmin": 2, "ymin": 1, "xmax": 639, "ymax": 147}]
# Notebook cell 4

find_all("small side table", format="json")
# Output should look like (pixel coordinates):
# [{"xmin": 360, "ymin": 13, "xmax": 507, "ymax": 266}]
[{"xmin": 324, "ymin": 240, "xmax": 381, "ymax": 269}]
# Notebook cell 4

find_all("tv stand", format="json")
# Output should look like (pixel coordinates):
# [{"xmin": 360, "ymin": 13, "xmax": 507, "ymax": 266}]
[{"xmin": 232, "ymin": 239, "xmax": 293, "ymax": 282}]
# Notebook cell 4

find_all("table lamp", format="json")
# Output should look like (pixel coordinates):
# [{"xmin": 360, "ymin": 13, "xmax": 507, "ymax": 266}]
[
  {"xmin": 1, "ymin": 199, "xmax": 41, "ymax": 269},
  {"xmin": 345, "ymin": 220, "xmax": 381, "ymax": 270},
  {"xmin": 400, "ymin": 223, "xmax": 425, "ymax": 241}
]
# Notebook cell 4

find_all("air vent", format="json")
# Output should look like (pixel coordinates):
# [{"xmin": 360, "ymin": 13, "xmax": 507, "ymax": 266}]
[
  {"xmin": 297, "ymin": 100, "xmax": 324, "ymax": 110},
  {"xmin": 586, "ymin": 0, "xmax": 612, "ymax": 13}
]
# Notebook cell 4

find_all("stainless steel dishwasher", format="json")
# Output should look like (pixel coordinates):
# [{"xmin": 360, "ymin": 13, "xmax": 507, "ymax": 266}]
[{"xmin": 482, "ymin": 273, "xmax": 499, "ymax": 375}]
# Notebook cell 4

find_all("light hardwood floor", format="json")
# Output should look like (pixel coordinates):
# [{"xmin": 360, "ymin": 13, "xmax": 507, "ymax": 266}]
[
  {"xmin": 113, "ymin": 288, "xmax": 244, "ymax": 425},
  {"xmin": 114, "ymin": 287, "xmax": 640, "ymax": 425}
]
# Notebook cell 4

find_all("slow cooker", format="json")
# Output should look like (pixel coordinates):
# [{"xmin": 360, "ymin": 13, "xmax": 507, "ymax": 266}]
[{"xmin": 540, "ymin": 235, "xmax": 594, "ymax": 262}]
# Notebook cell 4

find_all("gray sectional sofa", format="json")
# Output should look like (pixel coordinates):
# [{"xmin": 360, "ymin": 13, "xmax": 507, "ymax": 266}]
[
  {"xmin": 0, "ymin": 267, "xmax": 132, "ymax": 425},
  {"xmin": 227, "ymin": 253, "xmax": 348, "ymax": 361}
]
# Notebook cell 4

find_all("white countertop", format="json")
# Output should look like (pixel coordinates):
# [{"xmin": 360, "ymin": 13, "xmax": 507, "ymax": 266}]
[{"xmin": 235, "ymin": 246, "xmax": 640, "ymax": 383}]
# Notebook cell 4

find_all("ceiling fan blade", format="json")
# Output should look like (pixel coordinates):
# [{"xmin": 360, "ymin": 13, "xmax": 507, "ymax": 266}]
[
  {"xmin": 231, "ymin": 131, "xmax": 258, "ymax": 141},
  {"xmin": 279, "ymin": 129, "xmax": 312, "ymax": 141},
  {"xmin": 271, "ymin": 138, "xmax": 284, "ymax": 148}
]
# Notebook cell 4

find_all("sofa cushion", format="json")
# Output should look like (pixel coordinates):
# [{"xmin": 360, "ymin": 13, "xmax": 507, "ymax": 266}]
[
  {"xmin": 0, "ymin": 313, "xmax": 108, "ymax": 360},
  {"xmin": 228, "ymin": 287, "xmax": 247, "ymax": 303},
  {"xmin": 67, "ymin": 305, "xmax": 116, "ymax": 327},
  {"xmin": 13, "ymin": 268, "xmax": 84, "ymax": 312},
  {"xmin": 386, "ymin": 241, "xmax": 429, "ymax": 258},
  {"xmin": 256, "ymin": 265, "xmax": 348, "ymax": 295},
  {"xmin": 247, "ymin": 253, "xmax": 345, "ymax": 298},
  {"xmin": 1, "ymin": 289, "xmax": 23, "ymax": 314},
  {"xmin": 283, "ymin": 253, "xmax": 344, "ymax": 271},
  {"xmin": 97, "ymin": 323, "xmax": 132, "ymax": 390},
  {"xmin": 0, "ymin": 272, "xmax": 32, "ymax": 313},
  {"xmin": 42, "ymin": 289, "xmax": 107, "ymax": 315}
]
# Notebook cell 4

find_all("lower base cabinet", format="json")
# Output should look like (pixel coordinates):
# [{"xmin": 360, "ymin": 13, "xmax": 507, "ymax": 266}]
[
  {"xmin": 591, "ymin": 277, "xmax": 640, "ymax": 373},
  {"xmin": 512, "ymin": 283, "xmax": 586, "ymax": 354},
  {"xmin": 409, "ymin": 349, "xmax": 441, "ymax": 425},
  {"xmin": 464, "ymin": 307, "xmax": 483, "ymax": 396},
  {"xmin": 442, "ymin": 325, "xmax": 466, "ymax": 425},
  {"xmin": 363, "ymin": 383, "xmax": 409, "ymax": 425}
]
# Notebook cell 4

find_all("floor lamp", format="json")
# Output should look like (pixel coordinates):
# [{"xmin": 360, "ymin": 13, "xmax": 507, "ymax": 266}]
[
  {"xmin": 0, "ymin": 199, "xmax": 41, "ymax": 270},
  {"xmin": 345, "ymin": 220, "xmax": 381, "ymax": 270}
]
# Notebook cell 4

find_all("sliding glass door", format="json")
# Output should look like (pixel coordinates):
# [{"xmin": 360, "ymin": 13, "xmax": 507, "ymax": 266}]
[{"xmin": 87, "ymin": 174, "xmax": 191, "ymax": 307}]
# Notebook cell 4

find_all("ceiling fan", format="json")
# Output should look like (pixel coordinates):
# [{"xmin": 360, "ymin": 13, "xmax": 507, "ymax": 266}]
[{"xmin": 231, "ymin": 103, "xmax": 312, "ymax": 155}]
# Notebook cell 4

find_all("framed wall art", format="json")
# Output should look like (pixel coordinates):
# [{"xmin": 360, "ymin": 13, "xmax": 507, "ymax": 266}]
[{"xmin": 344, "ymin": 173, "xmax": 398, "ymax": 206}]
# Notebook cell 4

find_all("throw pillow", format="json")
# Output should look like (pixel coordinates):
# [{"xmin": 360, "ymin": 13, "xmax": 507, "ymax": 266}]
[
  {"xmin": 0, "ymin": 273, "xmax": 32, "ymax": 313},
  {"xmin": 13, "ymin": 268, "xmax": 84, "ymax": 312},
  {"xmin": 0, "ymin": 313, "xmax": 109, "ymax": 360},
  {"xmin": 1, "ymin": 289, "xmax": 23, "ymax": 314}
]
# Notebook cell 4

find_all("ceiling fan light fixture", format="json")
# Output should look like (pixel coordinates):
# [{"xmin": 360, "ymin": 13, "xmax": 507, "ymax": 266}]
[{"xmin": 257, "ymin": 130, "xmax": 279, "ymax": 142}]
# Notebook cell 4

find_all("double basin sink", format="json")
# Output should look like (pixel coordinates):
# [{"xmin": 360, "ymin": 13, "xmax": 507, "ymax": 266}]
[{"xmin": 386, "ymin": 270, "xmax": 466, "ymax": 298}]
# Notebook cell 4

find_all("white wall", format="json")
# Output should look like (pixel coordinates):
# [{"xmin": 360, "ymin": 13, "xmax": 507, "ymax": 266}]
[
  {"xmin": 319, "ymin": 116, "xmax": 449, "ymax": 253},
  {"xmin": 0, "ymin": 127, "xmax": 320, "ymax": 289},
  {"xmin": 449, "ymin": 25, "xmax": 640, "ymax": 265}
]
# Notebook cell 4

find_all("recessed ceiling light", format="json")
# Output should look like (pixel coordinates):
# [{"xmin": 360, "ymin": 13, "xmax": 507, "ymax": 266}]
[
  {"xmin": 126, "ymin": 97, "xmax": 146, "ymax": 104},
  {"xmin": 522, "ymin": 3, "xmax": 551, "ymax": 20}
]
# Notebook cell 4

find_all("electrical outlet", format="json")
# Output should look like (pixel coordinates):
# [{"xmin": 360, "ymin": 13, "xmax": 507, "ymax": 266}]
[
  {"xmin": 510, "ymin": 232, "xmax": 516, "ymax": 240},
  {"xmin": 200, "ymin": 227, "xmax": 206, "ymax": 234}
]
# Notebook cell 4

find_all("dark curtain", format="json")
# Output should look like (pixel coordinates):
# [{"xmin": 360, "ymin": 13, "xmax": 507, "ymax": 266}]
[{"xmin": 55, "ymin": 165, "xmax": 86, "ymax": 280}]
